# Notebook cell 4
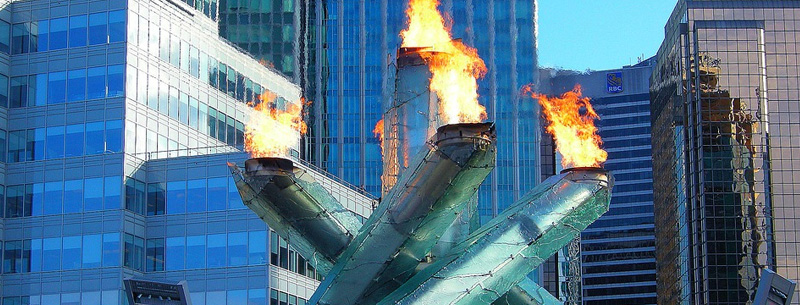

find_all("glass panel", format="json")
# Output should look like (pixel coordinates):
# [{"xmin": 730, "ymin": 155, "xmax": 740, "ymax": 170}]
[
  {"xmin": 207, "ymin": 234, "xmax": 226, "ymax": 268},
  {"xmin": 207, "ymin": 292, "xmax": 225, "ymax": 304},
  {"xmin": 179, "ymin": 92, "xmax": 189, "ymax": 124},
  {"xmin": 67, "ymin": 69, "xmax": 86, "ymax": 102},
  {"xmin": 166, "ymin": 237, "xmax": 185, "ymax": 270},
  {"xmin": 166, "ymin": 181, "xmax": 186, "ymax": 214},
  {"xmin": 64, "ymin": 179, "xmax": 82, "ymax": 213},
  {"xmin": 228, "ymin": 177, "xmax": 244, "ymax": 209},
  {"xmin": 186, "ymin": 179, "xmax": 206, "ymax": 213},
  {"xmin": 84, "ymin": 177, "xmax": 104, "ymax": 211},
  {"xmin": 104, "ymin": 176, "xmax": 121, "ymax": 209},
  {"xmin": 43, "ymin": 181, "xmax": 63, "ymax": 215},
  {"xmin": 61, "ymin": 293, "xmax": 79, "ymax": 305},
  {"xmin": 249, "ymin": 289, "xmax": 267, "ymax": 305},
  {"xmin": 65, "ymin": 124, "xmax": 84, "ymax": 157},
  {"xmin": 36, "ymin": 19, "xmax": 48, "ymax": 51},
  {"xmin": 107, "ymin": 64, "xmax": 124, "ymax": 97},
  {"xmin": 49, "ymin": 17, "xmax": 67, "ymax": 50},
  {"xmin": 11, "ymin": 23, "xmax": 29, "ymax": 54},
  {"xmin": 9, "ymin": 76, "xmax": 27, "ymax": 108},
  {"xmin": 47, "ymin": 71, "xmax": 66, "ymax": 104},
  {"xmin": 0, "ymin": 20, "xmax": 10, "ymax": 53},
  {"xmin": 147, "ymin": 183, "xmax": 166, "ymax": 216},
  {"xmin": 227, "ymin": 291, "xmax": 247, "ymax": 305},
  {"xmin": 30, "ymin": 183, "xmax": 43, "ymax": 216},
  {"xmin": 34, "ymin": 73, "xmax": 46, "ymax": 106},
  {"xmin": 41, "ymin": 237, "xmax": 60, "ymax": 271},
  {"xmin": 108, "ymin": 10, "xmax": 126, "ymax": 43},
  {"xmin": 88, "ymin": 12, "xmax": 107, "ymax": 45},
  {"xmin": 68, "ymin": 15, "xmax": 87, "ymax": 48},
  {"xmin": 83, "ymin": 234, "xmax": 101, "ymax": 268},
  {"xmin": 82, "ymin": 292, "xmax": 101, "ymax": 305},
  {"xmin": 186, "ymin": 235, "xmax": 205, "ymax": 269},
  {"xmin": 169, "ymin": 87, "xmax": 179, "ymax": 119},
  {"xmin": 190, "ymin": 46, "xmax": 199, "ymax": 77},
  {"xmin": 180, "ymin": 40, "xmax": 189, "ymax": 72},
  {"xmin": 102, "ymin": 233, "xmax": 120, "ymax": 267},
  {"xmin": 228, "ymin": 232, "xmax": 247, "ymax": 266},
  {"xmin": 207, "ymin": 177, "xmax": 227, "ymax": 211},
  {"xmin": 30, "ymin": 238, "xmax": 41, "ymax": 272},
  {"xmin": 105, "ymin": 120, "xmax": 123, "ymax": 152},
  {"xmin": 158, "ymin": 82, "xmax": 168, "ymax": 114},
  {"xmin": 86, "ymin": 66, "xmax": 105, "ymax": 99},
  {"xmin": 159, "ymin": 29, "xmax": 169, "ymax": 62},
  {"xmin": 249, "ymin": 231, "xmax": 267, "ymax": 265},
  {"xmin": 169, "ymin": 35, "xmax": 180, "ymax": 67},
  {"xmin": 189, "ymin": 97, "xmax": 199, "ymax": 129},
  {"xmin": 85, "ymin": 122, "xmax": 104, "ymax": 154},
  {"xmin": 45, "ymin": 126, "xmax": 65, "ymax": 159},
  {"xmin": 146, "ymin": 238, "xmax": 164, "ymax": 272},
  {"xmin": 28, "ymin": 128, "xmax": 45, "ymax": 161},
  {"xmin": 61, "ymin": 236, "xmax": 81, "ymax": 270}
]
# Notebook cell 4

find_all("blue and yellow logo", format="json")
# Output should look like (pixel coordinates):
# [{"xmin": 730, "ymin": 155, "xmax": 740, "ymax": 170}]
[{"xmin": 607, "ymin": 72, "xmax": 623, "ymax": 94}]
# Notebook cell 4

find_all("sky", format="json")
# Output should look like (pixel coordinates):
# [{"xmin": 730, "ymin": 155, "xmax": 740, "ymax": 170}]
[{"xmin": 538, "ymin": 0, "xmax": 679, "ymax": 71}]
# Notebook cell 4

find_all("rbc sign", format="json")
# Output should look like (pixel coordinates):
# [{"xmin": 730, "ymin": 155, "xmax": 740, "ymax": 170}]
[{"xmin": 607, "ymin": 72, "xmax": 623, "ymax": 94}]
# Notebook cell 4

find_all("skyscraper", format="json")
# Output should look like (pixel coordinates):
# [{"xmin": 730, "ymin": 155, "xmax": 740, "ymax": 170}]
[
  {"xmin": 651, "ymin": 1, "xmax": 800, "ymax": 304},
  {"xmin": 540, "ymin": 57, "xmax": 658, "ymax": 305},
  {"xmin": 0, "ymin": 0, "xmax": 363, "ymax": 303}
]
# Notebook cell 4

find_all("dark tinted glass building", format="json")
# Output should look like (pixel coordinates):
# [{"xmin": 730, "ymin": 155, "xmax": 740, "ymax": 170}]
[{"xmin": 651, "ymin": 1, "xmax": 800, "ymax": 304}]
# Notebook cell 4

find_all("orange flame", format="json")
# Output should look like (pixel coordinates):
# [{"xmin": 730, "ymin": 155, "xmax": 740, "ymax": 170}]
[
  {"xmin": 401, "ymin": 0, "xmax": 487, "ymax": 124},
  {"xmin": 527, "ymin": 85, "xmax": 607, "ymax": 168},
  {"xmin": 373, "ymin": 118, "xmax": 385, "ymax": 156},
  {"xmin": 244, "ymin": 92, "xmax": 308, "ymax": 158}
]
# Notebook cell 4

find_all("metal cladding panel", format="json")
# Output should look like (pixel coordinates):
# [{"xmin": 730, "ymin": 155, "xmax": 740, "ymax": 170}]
[
  {"xmin": 311, "ymin": 123, "xmax": 496, "ymax": 305},
  {"xmin": 229, "ymin": 158, "xmax": 363, "ymax": 274},
  {"xmin": 382, "ymin": 48, "xmax": 442, "ymax": 195},
  {"xmin": 377, "ymin": 169, "xmax": 613, "ymax": 305}
]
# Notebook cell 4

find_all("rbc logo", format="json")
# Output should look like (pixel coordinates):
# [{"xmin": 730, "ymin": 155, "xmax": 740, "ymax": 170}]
[{"xmin": 607, "ymin": 72, "xmax": 623, "ymax": 94}]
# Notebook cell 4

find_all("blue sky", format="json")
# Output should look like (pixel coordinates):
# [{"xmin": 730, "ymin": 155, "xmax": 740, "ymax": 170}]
[{"xmin": 537, "ymin": 1, "xmax": 679, "ymax": 71}]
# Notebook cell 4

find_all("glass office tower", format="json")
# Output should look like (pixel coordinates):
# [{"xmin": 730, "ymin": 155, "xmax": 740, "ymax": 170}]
[
  {"xmin": 652, "ymin": 1, "xmax": 800, "ymax": 304},
  {"xmin": 540, "ymin": 58, "xmax": 658, "ymax": 305},
  {"xmin": 0, "ymin": 0, "xmax": 378, "ymax": 303}
]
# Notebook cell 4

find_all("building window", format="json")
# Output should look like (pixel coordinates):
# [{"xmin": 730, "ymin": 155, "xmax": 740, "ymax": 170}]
[
  {"xmin": 123, "ymin": 233, "xmax": 144, "ymax": 271},
  {"xmin": 146, "ymin": 238, "xmax": 165, "ymax": 272}
]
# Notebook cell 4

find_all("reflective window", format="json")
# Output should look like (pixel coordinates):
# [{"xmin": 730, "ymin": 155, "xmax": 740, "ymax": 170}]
[
  {"xmin": 65, "ymin": 124, "xmax": 84, "ymax": 157},
  {"xmin": 61, "ymin": 236, "xmax": 81, "ymax": 270},
  {"xmin": 67, "ymin": 69, "xmax": 86, "ymax": 102},
  {"xmin": 41, "ymin": 238, "xmax": 60, "ymax": 271},
  {"xmin": 249, "ymin": 231, "xmax": 267, "ymax": 265},
  {"xmin": 165, "ymin": 237, "xmax": 185, "ymax": 271},
  {"xmin": 125, "ymin": 178, "xmax": 146, "ymax": 215},
  {"xmin": 49, "ymin": 17, "xmax": 67, "ymax": 50},
  {"xmin": 186, "ymin": 179, "xmax": 206, "ymax": 213},
  {"xmin": 186, "ymin": 235, "xmax": 205, "ymax": 269},
  {"xmin": 147, "ymin": 183, "xmax": 166, "ymax": 216},
  {"xmin": 104, "ymin": 176, "xmax": 121, "ymax": 209},
  {"xmin": 45, "ymin": 126, "xmax": 64, "ymax": 159},
  {"xmin": 68, "ymin": 15, "xmax": 87, "ymax": 48},
  {"xmin": 84, "ymin": 177, "xmax": 103, "ymax": 211},
  {"xmin": 124, "ymin": 234, "xmax": 144, "ymax": 271},
  {"xmin": 43, "ymin": 181, "xmax": 62, "ymax": 215},
  {"xmin": 29, "ymin": 129, "xmax": 45, "ymax": 161},
  {"xmin": 207, "ymin": 234, "xmax": 226, "ymax": 268},
  {"xmin": 228, "ymin": 177, "xmax": 244, "ymax": 209},
  {"xmin": 36, "ymin": 19, "xmax": 48, "ymax": 51},
  {"xmin": 11, "ymin": 23, "xmax": 29, "ymax": 54},
  {"xmin": 30, "ymin": 183, "xmax": 43, "ymax": 216},
  {"xmin": 85, "ymin": 122, "xmax": 104, "ymax": 154},
  {"xmin": 47, "ymin": 71, "xmax": 66, "ymax": 104},
  {"xmin": 207, "ymin": 177, "xmax": 227, "ymax": 211},
  {"xmin": 146, "ymin": 239, "xmax": 164, "ymax": 272},
  {"xmin": 88, "ymin": 12, "xmax": 107, "ymax": 45},
  {"xmin": 0, "ymin": 20, "xmax": 9, "ymax": 53},
  {"xmin": 108, "ymin": 10, "xmax": 125, "ymax": 43},
  {"xmin": 166, "ymin": 181, "xmax": 186, "ymax": 214},
  {"xmin": 228, "ymin": 232, "xmax": 247, "ymax": 266},
  {"xmin": 34, "ymin": 73, "xmax": 46, "ymax": 106},
  {"xmin": 107, "ymin": 65, "xmax": 124, "ymax": 97},
  {"xmin": 10, "ymin": 76, "xmax": 28, "ymax": 108},
  {"xmin": 86, "ymin": 66, "xmax": 105, "ymax": 99},
  {"xmin": 64, "ymin": 179, "xmax": 83, "ymax": 213},
  {"xmin": 30, "ymin": 239, "xmax": 41, "ymax": 272},
  {"xmin": 0, "ymin": 74, "xmax": 8, "ymax": 108},
  {"xmin": 102, "ymin": 233, "xmax": 120, "ymax": 267},
  {"xmin": 105, "ymin": 120, "xmax": 123, "ymax": 152}
]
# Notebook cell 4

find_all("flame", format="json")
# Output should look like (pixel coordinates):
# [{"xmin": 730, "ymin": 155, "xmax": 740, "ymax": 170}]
[
  {"xmin": 527, "ymin": 85, "xmax": 607, "ymax": 168},
  {"xmin": 373, "ymin": 118, "xmax": 385, "ymax": 156},
  {"xmin": 400, "ymin": 0, "xmax": 487, "ymax": 124},
  {"xmin": 244, "ymin": 92, "xmax": 308, "ymax": 158}
]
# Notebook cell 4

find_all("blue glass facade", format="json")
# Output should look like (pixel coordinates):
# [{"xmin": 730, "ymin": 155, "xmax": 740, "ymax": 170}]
[{"xmin": 0, "ymin": 0, "xmax": 333, "ymax": 303}]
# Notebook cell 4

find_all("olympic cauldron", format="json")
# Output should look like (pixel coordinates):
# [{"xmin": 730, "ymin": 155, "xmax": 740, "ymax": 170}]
[{"xmin": 228, "ymin": 48, "xmax": 613, "ymax": 305}]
